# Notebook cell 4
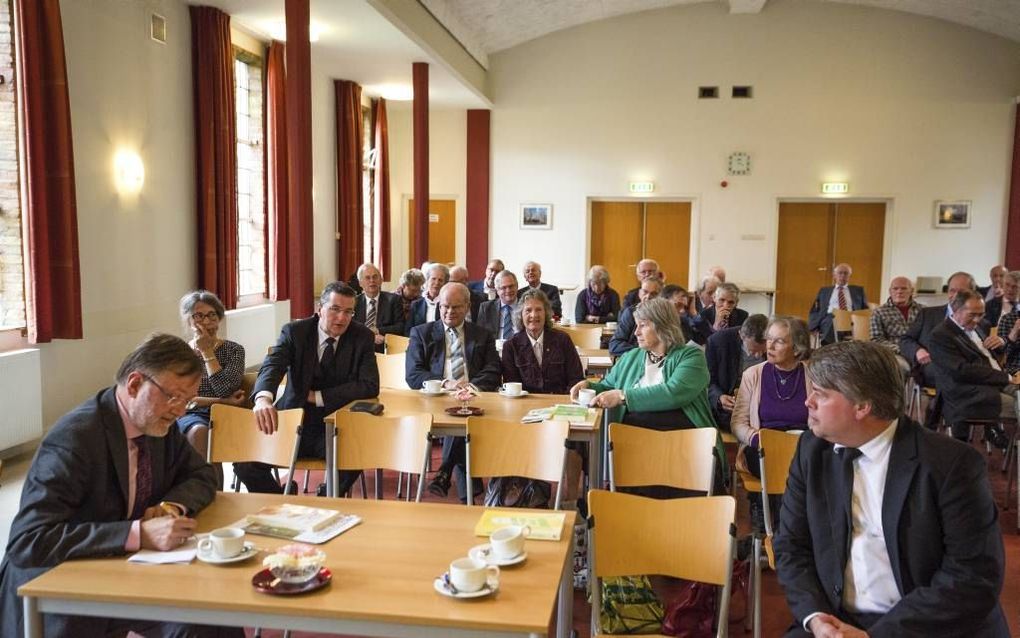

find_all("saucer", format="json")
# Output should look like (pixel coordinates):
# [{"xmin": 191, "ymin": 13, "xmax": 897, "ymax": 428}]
[
  {"xmin": 433, "ymin": 573, "xmax": 499, "ymax": 599},
  {"xmin": 420, "ymin": 388, "xmax": 448, "ymax": 397},
  {"xmin": 469, "ymin": 543, "xmax": 528, "ymax": 567},
  {"xmin": 197, "ymin": 541, "xmax": 258, "ymax": 564},
  {"xmin": 498, "ymin": 390, "xmax": 529, "ymax": 399},
  {"xmin": 252, "ymin": 567, "xmax": 332, "ymax": 595},
  {"xmin": 445, "ymin": 406, "xmax": 485, "ymax": 417}
]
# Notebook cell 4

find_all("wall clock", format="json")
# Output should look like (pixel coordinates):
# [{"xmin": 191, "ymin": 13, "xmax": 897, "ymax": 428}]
[{"xmin": 727, "ymin": 152, "xmax": 751, "ymax": 176}]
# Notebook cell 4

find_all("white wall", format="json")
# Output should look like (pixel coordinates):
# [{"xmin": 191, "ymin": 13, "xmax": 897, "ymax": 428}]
[
  {"xmin": 482, "ymin": 0, "xmax": 1020, "ymax": 292},
  {"xmin": 311, "ymin": 62, "xmax": 338, "ymax": 294}
]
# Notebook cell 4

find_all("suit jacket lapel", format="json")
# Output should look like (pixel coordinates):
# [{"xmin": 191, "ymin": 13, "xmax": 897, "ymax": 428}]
[
  {"xmin": 100, "ymin": 388, "xmax": 132, "ymax": 511},
  {"xmin": 947, "ymin": 320, "xmax": 985, "ymax": 359},
  {"xmin": 431, "ymin": 322, "xmax": 446, "ymax": 376},
  {"xmin": 881, "ymin": 418, "xmax": 917, "ymax": 595},
  {"xmin": 300, "ymin": 320, "xmax": 319, "ymax": 394}
]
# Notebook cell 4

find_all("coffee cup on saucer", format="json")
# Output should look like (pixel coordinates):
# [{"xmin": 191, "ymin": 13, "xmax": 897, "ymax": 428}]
[
  {"xmin": 605, "ymin": 321, "xmax": 618, "ymax": 330},
  {"xmin": 490, "ymin": 525, "xmax": 530, "ymax": 560},
  {"xmin": 422, "ymin": 379, "xmax": 443, "ymax": 393},
  {"xmin": 449, "ymin": 557, "xmax": 500, "ymax": 592},
  {"xmin": 576, "ymin": 388, "xmax": 596, "ymax": 407},
  {"xmin": 198, "ymin": 527, "xmax": 245, "ymax": 558},
  {"xmin": 500, "ymin": 382, "xmax": 523, "ymax": 396}
]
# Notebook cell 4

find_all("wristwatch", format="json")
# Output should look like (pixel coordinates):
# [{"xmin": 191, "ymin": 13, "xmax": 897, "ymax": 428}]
[{"xmin": 619, "ymin": 390, "xmax": 627, "ymax": 404}]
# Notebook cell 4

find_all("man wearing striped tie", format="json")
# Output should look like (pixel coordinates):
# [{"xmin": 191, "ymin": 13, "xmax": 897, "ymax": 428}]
[
  {"xmin": 353, "ymin": 263, "xmax": 405, "ymax": 353},
  {"xmin": 406, "ymin": 282, "xmax": 501, "ymax": 501},
  {"xmin": 808, "ymin": 263, "xmax": 868, "ymax": 345}
]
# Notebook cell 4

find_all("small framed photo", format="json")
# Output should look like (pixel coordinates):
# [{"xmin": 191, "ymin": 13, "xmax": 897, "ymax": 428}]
[
  {"xmin": 519, "ymin": 203, "xmax": 553, "ymax": 230},
  {"xmin": 933, "ymin": 200, "xmax": 971, "ymax": 229}
]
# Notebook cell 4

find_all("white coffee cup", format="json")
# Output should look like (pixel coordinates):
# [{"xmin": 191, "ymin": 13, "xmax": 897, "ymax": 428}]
[
  {"xmin": 495, "ymin": 338, "xmax": 505, "ymax": 352},
  {"xmin": 449, "ymin": 557, "xmax": 500, "ymax": 592},
  {"xmin": 500, "ymin": 382, "xmax": 523, "ymax": 396},
  {"xmin": 490, "ymin": 525, "xmax": 531, "ymax": 560},
  {"xmin": 198, "ymin": 527, "xmax": 245, "ymax": 558},
  {"xmin": 606, "ymin": 321, "xmax": 618, "ymax": 330},
  {"xmin": 577, "ymin": 388, "xmax": 597, "ymax": 407},
  {"xmin": 422, "ymin": 379, "xmax": 443, "ymax": 393}
]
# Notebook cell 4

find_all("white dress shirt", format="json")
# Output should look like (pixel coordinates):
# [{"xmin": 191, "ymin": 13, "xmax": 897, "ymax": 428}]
[
  {"xmin": 527, "ymin": 331, "xmax": 545, "ymax": 366},
  {"xmin": 950, "ymin": 316, "xmax": 1001, "ymax": 370},
  {"xmin": 254, "ymin": 325, "xmax": 334, "ymax": 407},
  {"xmin": 423, "ymin": 294, "xmax": 440, "ymax": 322},
  {"xmin": 826, "ymin": 285, "xmax": 852, "ymax": 312}
]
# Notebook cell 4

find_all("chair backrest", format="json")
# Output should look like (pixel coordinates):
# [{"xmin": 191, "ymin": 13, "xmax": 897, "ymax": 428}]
[
  {"xmin": 385, "ymin": 333, "xmax": 410, "ymax": 354},
  {"xmin": 759, "ymin": 429, "xmax": 802, "ymax": 497},
  {"xmin": 850, "ymin": 310, "xmax": 871, "ymax": 341},
  {"xmin": 589, "ymin": 489, "xmax": 735, "ymax": 584},
  {"xmin": 207, "ymin": 404, "xmax": 303, "ymax": 467},
  {"xmin": 608, "ymin": 423, "xmax": 716, "ymax": 493},
  {"xmin": 465, "ymin": 417, "xmax": 570, "ymax": 508},
  {"xmin": 335, "ymin": 411, "xmax": 432, "ymax": 475},
  {"xmin": 832, "ymin": 308, "xmax": 852, "ymax": 332},
  {"xmin": 557, "ymin": 326, "xmax": 602, "ymax": 349},
  {"xmin": 376, "ymin": 353, "xmax": 408, "ymax": 389}
]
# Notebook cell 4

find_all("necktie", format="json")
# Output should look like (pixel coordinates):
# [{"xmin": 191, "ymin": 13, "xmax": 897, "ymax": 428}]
[
  {"xmin": 501, "ymin": 305, "xmax": 513, "ymax": 339},
  {"xmin": 718, "ymin": 312, "xmax": 729, "ymax": 329},
  {"xmin": 838, "ymin": 286, "xmax": 848, "ymax": 310},
  {"xmin": 836, "ymin": 446, "xmax": 862, "ymax": 549},
  {"xmin": 366, "ymin": 298, "xmax": 377, "ymax": 330},
  {"xmin": 449, "ymin": 327, "xmax": 465, "ymax": 381},
  {"xmin": 533, "ymin": 340, "xmax": 543, "ymax": 366},
  {"xmin": 320, "ymin": 337, "xmax": 337, "ymax": 371},
  {"xmin": 432, "ymin": 302, "xmax": 440, "ymax": 322},
  {"xmin": 131, "ymin": 435, "xmax": 152, "ymax": 520}
]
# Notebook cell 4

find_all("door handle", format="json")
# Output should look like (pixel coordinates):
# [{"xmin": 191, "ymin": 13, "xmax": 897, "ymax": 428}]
[{"xmin": 817, "ymin": 267, "xmax": 828, "ymax": 271}]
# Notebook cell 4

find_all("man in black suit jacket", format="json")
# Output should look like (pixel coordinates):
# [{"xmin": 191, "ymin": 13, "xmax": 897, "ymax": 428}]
[
  {"xmin": 518, "ymin": 260, "xmax": 562, "ymax": 317},
  {"xmin": 693, "ymin": 282, "xmax": 749, "ymax": 345},
  {"xmin": 928, "ymin": 290, "xmax": 1015, "ymax": 440},
  {"xmin": 621, "ymin": 258, "xmax": 661, "ymax": 310},
  {"xmin": 609, "ymin": 277, "xmax": 662, "ymax": 355},
  {"xmin": 977, "ymin": 264, "xmax": 1006, "ymax": 301},
  {"xmin": 406, "ymin": 282, "xmax": 501, "ymax": 501},
  {"xmin": 244, "ymin": 282, "xmax": 380, "ymax": 496},
  {"xmin": 0, "ymin": 334, "xmax": 230, "ymax": 638},
  {"xmin": 775, "ymin": 341, "xmax": 1008, "ymax": 638},
  {"xmin": 899, "ymin": 271, "xmax": 975, "ymax": 386},
  {"xmin": 705, "ymin": 314, "xmax": 767, "ymax": 428},
  {"xmin": 476, "ymin": 270, "xmax": 521, "ymax": 339},
  {"xmin": 353, "ymin": 263, "xmax": 405, "ymax": 352},
  {"xmin": 807, "ymin": 263, "xmax": 868, "ymax": 345}
]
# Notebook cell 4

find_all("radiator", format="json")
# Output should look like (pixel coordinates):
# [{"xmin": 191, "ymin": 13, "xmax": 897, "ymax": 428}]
[{"xmin": 0, "ymin": 348, "xmax": 43, "ymax": 451}]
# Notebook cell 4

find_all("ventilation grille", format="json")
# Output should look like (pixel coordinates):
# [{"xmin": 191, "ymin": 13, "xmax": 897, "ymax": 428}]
[
  {"xmin": 151, "ymin": 13, "xmax": 167, "ymax": 44},
  {"xmin": 698, "ymin": 86, "xmax": 719, "ymax": 99},
  {"xmin": 732, "ymin": 85, "xmax": 753, "ymax": 99}
]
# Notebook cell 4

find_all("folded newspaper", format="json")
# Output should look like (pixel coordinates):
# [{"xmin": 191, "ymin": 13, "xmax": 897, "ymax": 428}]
[{"xmin": 521, "ymin": 404, "xmax": 595, "ymax": 424}]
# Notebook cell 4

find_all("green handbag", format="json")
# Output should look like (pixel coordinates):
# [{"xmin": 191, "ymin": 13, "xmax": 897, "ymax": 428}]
[{"xmin": 599, "ymin": 575, "xmax": 665, "ymax": 634}]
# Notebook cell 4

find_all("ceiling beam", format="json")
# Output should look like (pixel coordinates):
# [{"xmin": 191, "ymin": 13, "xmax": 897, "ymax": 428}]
[{"xmin": 728, "ymin": 0, "xmax": 767, "ymax": 14}]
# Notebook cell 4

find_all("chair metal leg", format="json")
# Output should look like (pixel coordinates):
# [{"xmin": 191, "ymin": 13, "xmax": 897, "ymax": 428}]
[
  {"xmin": 396, "ymin": 471, "xmax": 404, "ymax": 498},
  {"xmin": 359, "ymin": 472, "xmax": 368, "ymax": 498},
  {"xmin": 752, "ymin": 535, "xmax": 763, "ymax": 638},
  {"xmin": 303, "ymin": 470, "xmax": 311, "ymax": 493}
]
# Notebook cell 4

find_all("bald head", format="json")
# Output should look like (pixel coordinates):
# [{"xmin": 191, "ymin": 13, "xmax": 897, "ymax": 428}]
[
  {"xmin": 636, "ymin": 259, "xmax": 659, "ymax": 283},
  {"xmin": 438, "ymin": 282, "xmax": 470, "ymax": 329},
  {"xmin": 449, "ymin": 266, "xmax": 470, "ymax": 284},
  {"xmin": 888, "ymin": 276, "xmax": 912, "ymax": 305},
  {"xmin": 706, "ymin": 266, "xmax": 726, "ymax": 282},
  {"xmin": 833, "ymin": 263, "xmax": 852, "ymax": 286}
]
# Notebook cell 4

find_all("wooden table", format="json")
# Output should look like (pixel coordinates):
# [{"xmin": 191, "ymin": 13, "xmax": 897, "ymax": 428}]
[
  {"xmin": 20, "ymin": 493, "xmax": 576, "ymax": 638},
  {"xmin": 576, "ymin": 348, "xmax": 613, "ymax": 373}
]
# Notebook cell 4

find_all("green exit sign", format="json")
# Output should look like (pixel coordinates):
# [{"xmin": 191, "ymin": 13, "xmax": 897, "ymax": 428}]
[{"xmin": 629, "ymin": 181, "xmax": 655, "ymax": 193}]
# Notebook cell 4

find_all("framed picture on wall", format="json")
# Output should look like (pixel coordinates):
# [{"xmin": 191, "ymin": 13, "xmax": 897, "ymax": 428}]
[
  {"xmin": 933, "ymin": 200, "xmax": 971, "ymax": 229},
  {"xmin": 519, "ymin": 203, "xmax": 553, "ymax": 230}
]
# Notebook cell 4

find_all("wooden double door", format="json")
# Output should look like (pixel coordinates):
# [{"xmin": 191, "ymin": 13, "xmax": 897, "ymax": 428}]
[
  {"xmin": 774, "ymin": 202, "xmax": 886, "ymax": 319},
  {"xmin": 408, "ymin": 198, "xmax": 456, "ymax": 265},
  {"xmin": 590, "ymin": 201, "xmax": 691, "ymax": 291}
]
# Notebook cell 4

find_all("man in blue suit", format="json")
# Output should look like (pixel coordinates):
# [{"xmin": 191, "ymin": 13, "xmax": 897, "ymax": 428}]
[
  {"xmin": 405, "ymin": 282, "xmax": 501, "ymax": 501},
  {"xmin": 808, "ymin": 263, "xmax": 868, "ymax": 345}
]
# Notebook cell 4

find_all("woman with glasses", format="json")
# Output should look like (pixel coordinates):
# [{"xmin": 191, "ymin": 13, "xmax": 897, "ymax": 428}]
[{"xmin": 176, "ymin": 290, "xmax": 247, "ymax": 468}]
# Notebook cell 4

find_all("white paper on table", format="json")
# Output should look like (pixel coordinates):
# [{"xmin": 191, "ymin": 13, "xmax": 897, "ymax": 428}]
[{"xmin": 128, "ymin": 538, "xmax": 199, "ymax": 564}]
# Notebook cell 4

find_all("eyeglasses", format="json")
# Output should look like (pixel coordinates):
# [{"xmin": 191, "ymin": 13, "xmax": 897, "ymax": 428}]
[
  {"xmin": 142, "ymin": 374, "xmax": 194, "ymax": 407},
  {"xmin": 191, "ymin": 311, "xmax": 220, "ymax": 322}
]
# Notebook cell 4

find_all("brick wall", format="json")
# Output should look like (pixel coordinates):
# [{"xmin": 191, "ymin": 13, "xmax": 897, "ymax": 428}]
[{"xmin": 0, "ymin": 0, "xmax": 24, "ymax": 329}]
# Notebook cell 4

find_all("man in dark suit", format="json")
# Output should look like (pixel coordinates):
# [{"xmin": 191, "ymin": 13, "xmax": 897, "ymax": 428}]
[
  {"xmin": 518, "ymin": 260, "xmax": 562, "ymax": 318},
  {"xmin": 978, "ymin": 264, "xmax": 1006, "ymax": 301},
  {"xmin": 928, "ymin": 289, "xmax": 1015, "ymax": 441},
  {"xmin": 468, "ymin": 258, "xmax": 504, "ymax": 300},
  {"xmin": 694, "ymin": 274, "xmax": 720, "ymax": 314},
  {"xmin": 692, "ymin": 282, "xmax": 749, "ymax": 345},
  {"xmin": 243, "ymin": 282, "xmax": 380, "ymax": 496},
  {"xmin": 705, "ymin": 314, "xmax": 767, "ymax": 428},
  {"xmin": 807, "ymin": 263, "xmax": 868, "ymax": 345},
  {"xmin": 353, "ymin": 263, "xmax": 405, "ymax": 352},
  {"xmin": 407, "ymin": 263, "xmax": 449, "ymax": 330},
  {"xmin": 406, "ymin": 282, "xmax": 501, "ymax": 501},
  {"xmin": 449, "ymin": 265, "xmax": 485, "ymax": 322},
  {"xmin": 983, "ymin": 269, "xmax": 1019, "ymax": 327},
  {"xmin": 476, "ymin": 270, "xmax": 521, "ymax": 340},
  {"xmin": 775, "ymin": 341, "xmax": 1008, "ymax": 638},
  {"xmin": 609, "ymin": 277, "xmax": 662, "ymax": 355},
  {"xmin": 621, "ymin": 258, "xmax": 660, "ymax": 310},
  {"xmin": 899, "ymin": 271, "xmax": 975, "ymax": 386},
  {"xmin": 0, "ymin": 334, "xmax": 232, "ymax": 638}
]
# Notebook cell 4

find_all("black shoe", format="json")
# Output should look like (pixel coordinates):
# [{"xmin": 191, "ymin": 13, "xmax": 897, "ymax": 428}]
[
  {"xmin": 282, "ymin": 480, "xmax": 298, "ymax": 495},
  {"xmin": 316, "ymin": 482, "xmax": 328, "ymax": 497},
  {"xmin": 428, "ymin": 469, "xmax": 452, "ymax": 497},
  {"xmin": 986, "ymin": 426, "xmax": 1010, "ymax": 451}
]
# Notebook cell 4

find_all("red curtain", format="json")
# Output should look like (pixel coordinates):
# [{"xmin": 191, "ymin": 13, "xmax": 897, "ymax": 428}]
[
  {"xmin": 15, "ymin": 0, "xmax": 81, "ymax": 343},
  {"xmin": 335, "ymin": 80, "xmax": 363, "ymax": 281},
  {"xmin": 372, "ymin": 98, "xmax": 391, "ymax": 280},
  {"xmin": 190, "ymin": 6, "xmax": 237, "ymax": 309},
  {"xmin": 267, "ymin": 41, "xmax": 289, "ymax": 301},
  {"xmin": 1007, "ymin": 103, "xmax": 1020, "ymax": 270}
]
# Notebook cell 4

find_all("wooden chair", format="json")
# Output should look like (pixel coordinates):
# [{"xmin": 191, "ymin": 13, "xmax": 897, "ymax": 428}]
[
  {"xmin": 850, "ymin": 309, "xmax": 872, "ymax": 341},
  {"xmin": 558, "ymin": 326, "xmax": 602, "ymax": 349},
  {"xmin": 335, "ymin": 411, "xmax": 433, "ymax": 502},
  {"xmin": 376, "ymin": 353, "xmax": 408, "ymax": 389},
  {"xmin": 738, "ymin": 429, "xmax": 802, "ymax": 638},
  {"xmin": 207, "ymin": 404, "xmax": 308, "ymax": 495},
  {"xmin": 465, "ymin": 417, "xmax": 570, "ymax": 508},
  {"xmin": 832, "ymin": 308, "xmax": 852, "ymax": 340},
  {"xmin": 384, "ymin": 333, "xmax": 410, "ymax": 354},
  {"xmin": 587, "ymin": 489, "xmax": 736, "ymax": 638},
  {"xmin": 607, "ymin": 423, "xmax": 717, "ymax": 495}
]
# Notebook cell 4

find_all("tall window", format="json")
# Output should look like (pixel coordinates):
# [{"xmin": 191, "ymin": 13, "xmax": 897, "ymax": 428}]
[
  {"xmin": 234, "ymin": 48, "xmax": 266, "ymax": 299},
  {"xmin": 361, "ymin": 105, "xmax": 377, "ymax": 266},
  {"xmin": 0, "ymin": 0, "xmax": 24, "ymax": 331}
]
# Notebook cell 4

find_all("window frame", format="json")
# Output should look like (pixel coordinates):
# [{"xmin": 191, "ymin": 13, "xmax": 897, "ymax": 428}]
[{"xmin": 232, "ymin": 44, "xmax": 268, "ymax": 305}]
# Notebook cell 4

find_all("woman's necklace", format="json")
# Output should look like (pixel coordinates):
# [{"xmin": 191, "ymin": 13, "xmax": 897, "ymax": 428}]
[
  {"xmin": 771, "ymin": 363, "xmax": 802, "ymax": 401},
  {"xmin": 647, "ymin": 350, "xmax": 666, "ymax": 366}
]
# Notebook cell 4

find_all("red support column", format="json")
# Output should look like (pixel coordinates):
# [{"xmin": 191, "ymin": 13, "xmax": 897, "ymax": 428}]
[
  {"xmin": 413, "ymin": 62, "xmax": 429, "ymax": 266},
  {"xmin": 285, "ymin": 0, "xmax": 314, "ymax": 318},
  {"xmin": 1006, "ymin": 102, "xmax": 1020, "ymax": 269},
  {"xmin": 466, "ymin": 109, "xmax": 490, "ymax": 276}
]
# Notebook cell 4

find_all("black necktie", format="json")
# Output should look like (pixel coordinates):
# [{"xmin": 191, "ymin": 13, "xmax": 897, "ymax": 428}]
[
  {"xmin": 836, "ymin": 446, "xmax": 862, "ymax": 553},
  {"xmin": 320, "ymin": 337, "xmax": 336, "ymax": 372},
  {"xmin": 131, "ymin": 435, "xmax": 152, "ymax": 520}
]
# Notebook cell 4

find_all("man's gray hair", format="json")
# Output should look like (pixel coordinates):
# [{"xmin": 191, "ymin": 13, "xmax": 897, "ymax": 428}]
[
  {"xmin": 116, "ymin": 333, "xmax": 203, "ymax": 384},
  {"xmin": 714, "ymin": 282, "xmax": 740, "ymax": 301},
  {"xmin": 319, "ymin": 281, "xmax": 357, "ymax": 306},
  {"xmin": 950, "ymin": 288, "xmax": 981, "ymax": 312},
  {"xmin": 806, "ymin": 341, "xmax": 904, "ymax": 420},
  {"xmin": 697, "ymin": 275, "xmax": 720, "ymax": 293},
  {"xmin": 946, "ymin": 271, "xmax": 976, "ymax": 292},
  {"xmin": 427, "ymin": 263, "xmax": 451, "ymax": 281},
  {"xmin": 739, "ymin": 314, "xmax": 768, "ymax": 342},
  {"xmin": 634, "ymin": 297, "xmax": 686, "ymax": 351},
  {"xmin": 399, "ymin": 268, "xmax": 425, "ymax": 287},
  {"xmin": 517, "ymin": 288, "xmax": 555, "ymax": 332},
  {"xmin": 356, "ymin": 263, "xmax": 380, "ymax": 280},
  {"xmin": 587, "ymin": 265, "xmax": 610, "ymax": 286},
  {"xmin": 1005, "ymin": 271, "xmax": 1020, "ymax": 286},
  {"xmin": 495, "ymin": 270, "xmax": 518, "ymax": 286}
]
